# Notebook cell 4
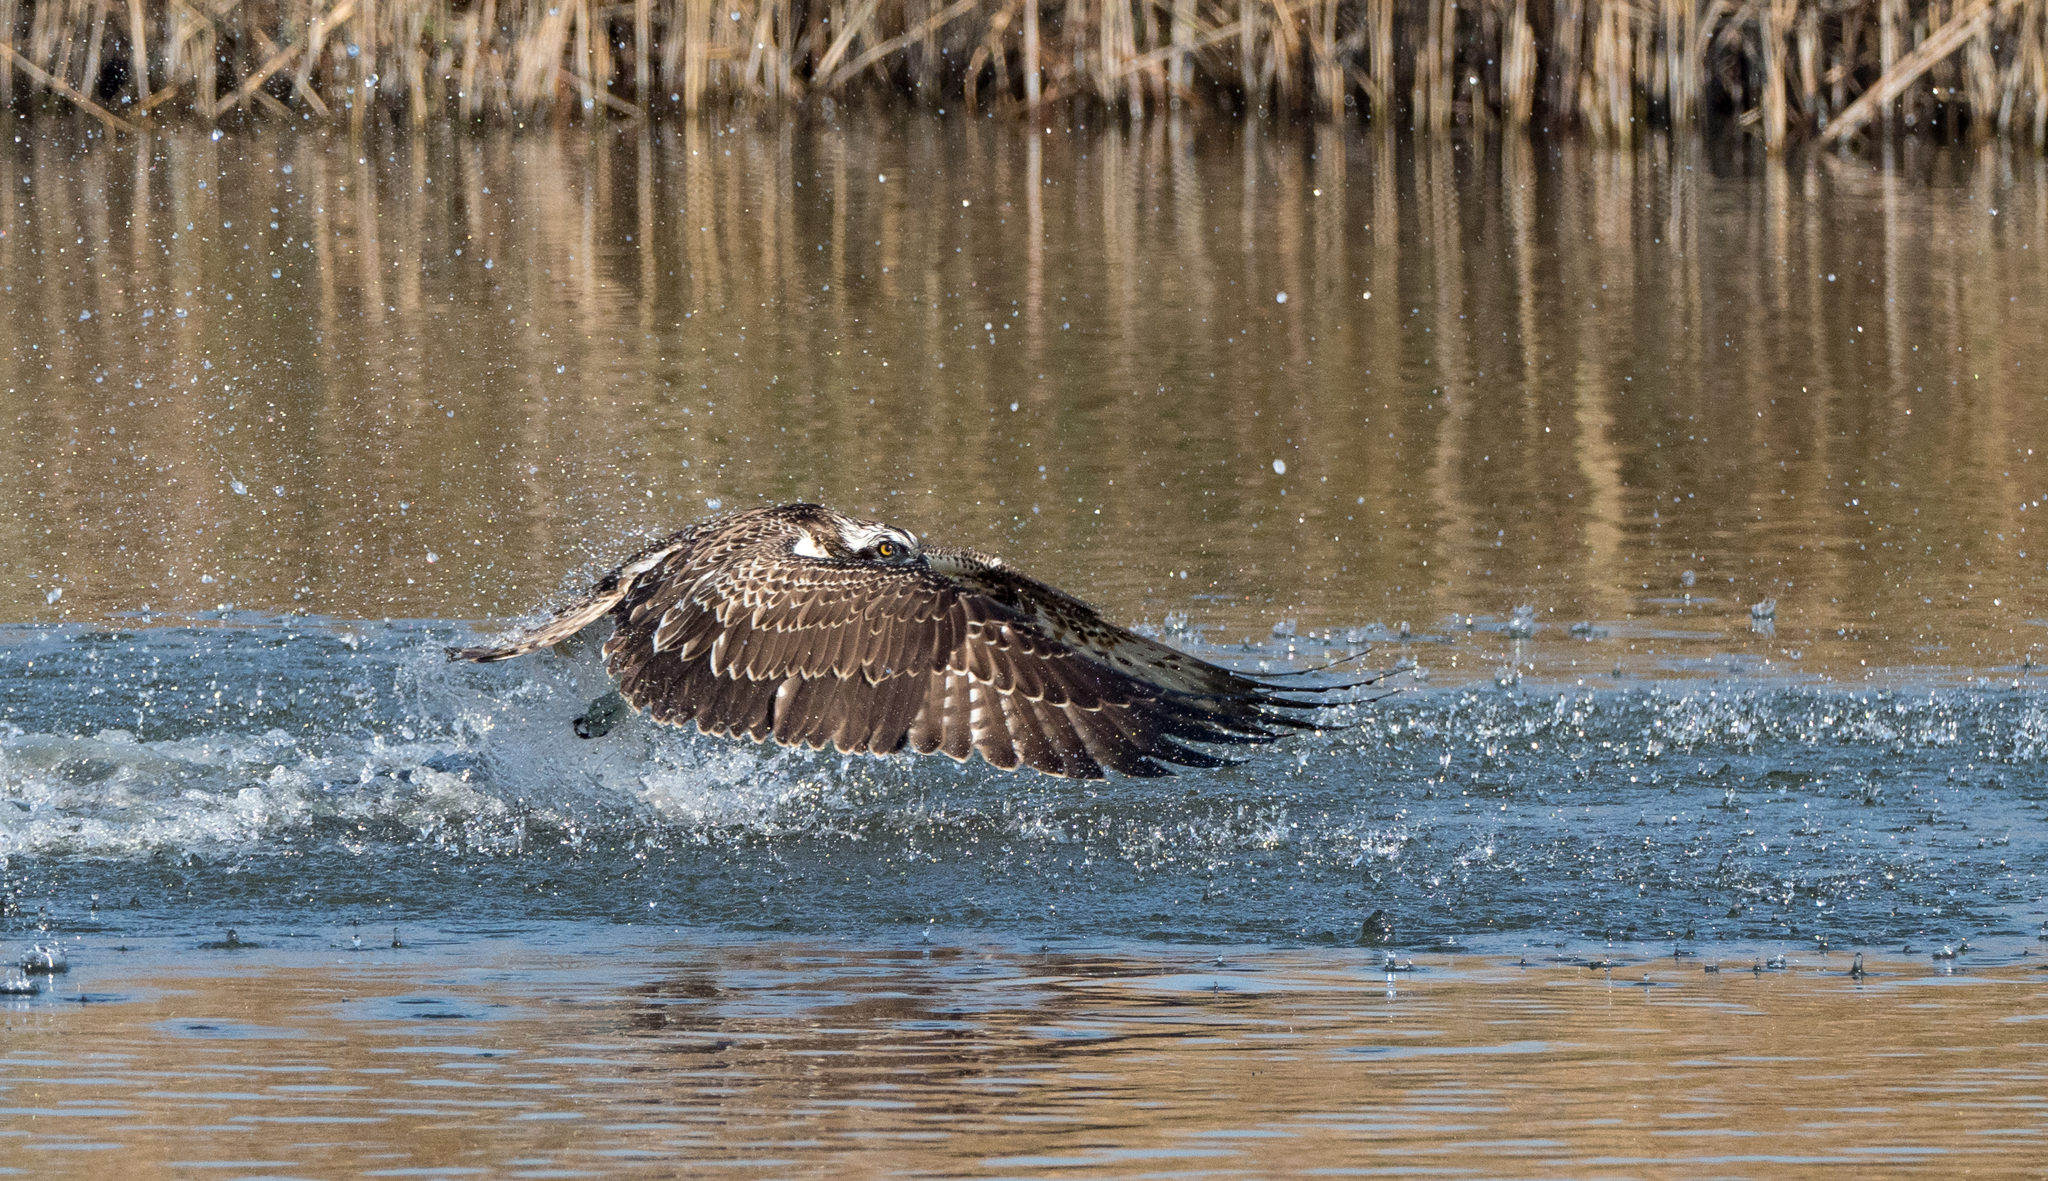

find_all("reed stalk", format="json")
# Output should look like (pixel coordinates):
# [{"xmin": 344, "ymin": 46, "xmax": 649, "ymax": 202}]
[
  {"xmin": 1761, "ymin": 0, "xmax": 1788, "ymax": 149},
  {"xmin": 1021, "ymin": 0, "xmax": 1038, "ymax": 103},
  {"xmin": 1502, "ymin": 0, "xmax": 1533, "ymax": 123},
  {"xmin": 2, "ymin": 0, "xmax": 2043, "ymax": 144}
]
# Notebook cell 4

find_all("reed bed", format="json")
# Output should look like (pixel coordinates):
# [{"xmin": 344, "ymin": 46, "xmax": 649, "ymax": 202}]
[{"xmin": 0, "ymin": 0, "xmax": 2043, "ymax": 143}]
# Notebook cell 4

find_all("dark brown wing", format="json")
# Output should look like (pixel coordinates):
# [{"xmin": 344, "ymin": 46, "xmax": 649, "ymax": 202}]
[{"xmin": 602, "ymin": 539, "xmax": 1327, "ymax": 779}]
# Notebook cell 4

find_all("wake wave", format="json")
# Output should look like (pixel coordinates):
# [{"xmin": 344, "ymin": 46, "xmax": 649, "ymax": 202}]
[{"xmin": 3, "ymin": 618, "xmax": 2043, "ymax": 950}]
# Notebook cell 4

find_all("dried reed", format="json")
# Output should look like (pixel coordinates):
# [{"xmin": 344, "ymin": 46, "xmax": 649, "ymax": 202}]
[{"xmin": 2, "ymin": 0, "xmax": 2044, "ymax": 143}]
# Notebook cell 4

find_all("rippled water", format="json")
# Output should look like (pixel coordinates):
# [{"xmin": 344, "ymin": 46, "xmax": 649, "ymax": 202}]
[
  {"xmin": 5, "ymin": 940, "xmax": 2047, "ymax": 1178},
  {"xmin": 5, "ymin": 616, "xmax": 2048, "ymax": 950},
  {"xmin": 2, "ymin": 114, "xmax": 2047, "ymax": 1173}
]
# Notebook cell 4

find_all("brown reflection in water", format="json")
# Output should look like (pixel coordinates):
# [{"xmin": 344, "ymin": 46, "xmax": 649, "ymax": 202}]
[
  {"xmin": 2, "ymin": 946, "xmax": 2045, "ymax": 1176},
  {"xmin": 2, "ymin": 123, "xmax": 2046, "ymax": 679}
]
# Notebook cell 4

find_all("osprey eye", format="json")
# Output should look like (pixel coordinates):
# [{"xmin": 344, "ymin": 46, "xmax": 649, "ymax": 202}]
[{"xmin": 875, "ymin": 540, "xmax": 897, "ymax": 559}]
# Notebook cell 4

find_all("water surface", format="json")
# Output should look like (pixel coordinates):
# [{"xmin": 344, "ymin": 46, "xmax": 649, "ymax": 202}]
[
  {"xmin": 3, "ymin": 114, "xmax": 2047, "ymax": 1174},
  {"xmin": 5, "ymin": 120, "xmax": 2045, "ymax": 677},
  {"xmin": 6, "ymin": 939, "xmax": 2048, "ymax": 1179}
]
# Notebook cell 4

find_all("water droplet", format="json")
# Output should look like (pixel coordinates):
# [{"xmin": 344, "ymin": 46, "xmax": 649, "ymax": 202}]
[
  {"xmin": 45, "ymin": 587, "xmax": 62, "ymax": 605},
  {"xmin": 706, "ymin": 498, "xmax": 723, "ymax": 510},
  {"xmin": 231, "ymin": 480, "xmax": 248, "ymax": 495},
  {"xmin": 1272, "ymin": 459, "xmax": 1287, "ymax": 475},
  {"xmin": 1275, "ymin": 291, "xmax": 1288, "ymax": 304}
]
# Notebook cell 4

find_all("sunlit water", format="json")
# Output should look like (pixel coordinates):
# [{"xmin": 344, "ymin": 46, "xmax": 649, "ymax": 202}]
[
  {"xmin": 3, "ymin": 112, "xmax": 2047, "ymax": 1174},
  {"xmin": 4, "ymin": 939, "xmax": 2047, "ymax": 1178}
]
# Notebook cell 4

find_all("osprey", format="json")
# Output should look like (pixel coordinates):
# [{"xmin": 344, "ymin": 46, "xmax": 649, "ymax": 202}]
[{"xmin": 448, "ymin": 503, "xmax": 1353, "ymax": 779}]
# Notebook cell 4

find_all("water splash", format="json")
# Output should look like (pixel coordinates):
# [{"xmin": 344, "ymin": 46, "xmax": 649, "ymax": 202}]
[{"xmin": 1, "ymin": 620, "xmax": 2042, "ymax": 951}]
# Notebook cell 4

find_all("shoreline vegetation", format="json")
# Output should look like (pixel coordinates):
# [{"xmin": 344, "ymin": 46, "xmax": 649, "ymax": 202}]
[{"xmin": 0, "ymin": 0, "xmax": 2043, "ymax": 145}]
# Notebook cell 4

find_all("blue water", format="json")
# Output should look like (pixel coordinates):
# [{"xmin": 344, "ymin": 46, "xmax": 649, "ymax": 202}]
[{"xmin": 5, "ymin": 616, "xmax": 2042, "ymax": 956}]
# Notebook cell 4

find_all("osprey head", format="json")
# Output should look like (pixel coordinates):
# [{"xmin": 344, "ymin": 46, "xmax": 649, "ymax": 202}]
[{"xmin": 790, "ymin": 507, "xmax": 924, "ymax": 567}]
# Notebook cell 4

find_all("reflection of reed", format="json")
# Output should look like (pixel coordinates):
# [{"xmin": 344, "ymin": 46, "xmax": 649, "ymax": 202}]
[
  {"xmin": 25, "ymin": 950, "xmax": 2048, "ymax": 1181},
  {"xmin": 0, "ymin": 123, "xmax": 2043, "ymax": 672},
  {"xmin": 3, "ymin": 0, "xmax": 2047, "ymax": 141}
]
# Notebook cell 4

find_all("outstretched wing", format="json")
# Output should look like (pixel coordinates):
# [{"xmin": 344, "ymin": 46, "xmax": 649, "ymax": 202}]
[{"xmin": 602, "ymin": 542, "xmax": 1327, "ymax": 779}]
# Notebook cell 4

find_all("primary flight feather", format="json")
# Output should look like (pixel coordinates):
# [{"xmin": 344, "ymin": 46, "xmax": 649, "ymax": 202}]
[{"xmin": 448, "ymin": 503, "xmax": 1350, "ymax": 779}]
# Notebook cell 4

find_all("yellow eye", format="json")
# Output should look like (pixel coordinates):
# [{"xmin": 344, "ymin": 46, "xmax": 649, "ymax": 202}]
[{"xmin": 875, "ymin": 540, "xmax": 897, "ymax": 559}]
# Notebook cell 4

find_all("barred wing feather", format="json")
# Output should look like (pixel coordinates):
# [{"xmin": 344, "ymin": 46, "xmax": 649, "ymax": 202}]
[{"xmin": 447, "ymin": 504, "xmax": 1339, "ymax": 780}]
